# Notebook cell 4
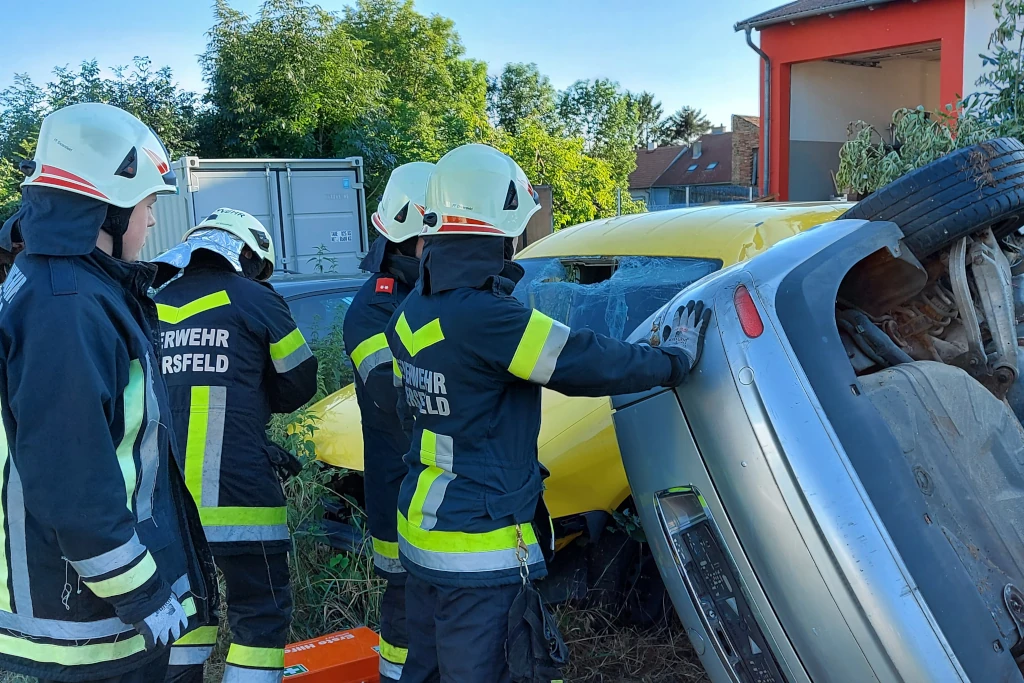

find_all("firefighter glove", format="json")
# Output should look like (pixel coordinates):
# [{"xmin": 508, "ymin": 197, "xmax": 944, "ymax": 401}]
[{"xmin": 134, "ymin": 595, "xmax": 188, "ymax": 650}]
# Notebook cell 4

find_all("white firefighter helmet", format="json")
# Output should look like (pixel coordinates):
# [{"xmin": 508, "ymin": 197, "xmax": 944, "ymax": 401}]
[
  {"xmin": 372, "ymin": 161, "xmax": 435, "ymax": 242},
  {"xmin": 422, "ymin": 144, "xmax": 540, "ymax": 238},
  {"xmin": 153, "ymin": 208, "xmax": 276, "ymax": 283},
  {"xmin": 22, "ymin": 103, "xmax": 177, "ymax": 208}
]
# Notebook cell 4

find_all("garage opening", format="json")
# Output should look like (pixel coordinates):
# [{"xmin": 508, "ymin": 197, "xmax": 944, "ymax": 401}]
[{"xmin": 788, "ymin": 42, "xmax": 942, "ymax": 201}]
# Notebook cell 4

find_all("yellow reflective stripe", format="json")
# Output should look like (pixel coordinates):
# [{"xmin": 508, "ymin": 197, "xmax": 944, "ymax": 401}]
[
  {"xmin": 176, "ymin": 625, "xmax": 219, "ymax": 646},
  {"xmin": 226, "ymin": 643, "xmax": 285, "ymax": 669},
  {"xmin": 379, "ymin": 636, "xmax": 408, "ymax": 665},
  {"xmin": 0, "ymin": 397, "xmax": 9, "ymax": 612},
  {"xmin": 0, "ymin": 631, "xmax": 145, "ymax": 665},
  {"xmin": 372, "ymin": 537, "xmax": 400, "ymax": 560},
  {"xmin": 398, "ymin": 512, "xmax": 538, "ymax": 553},
  {"xmin": 508, "ymin": 310, "xmax": 556, "ymax": 381},
  {"xmin": 115, "ymin": 360, "xmax": 146, "ymax": 512},
  {"xmin": 199, "ymin": 506, "xmax": 287, "ymax": 526},
  {"xmin": 394, "ymin": 313, "xmax": 445, "ymax": 356},
  {"xmin": 84, "ymin": 552, "xmax": 156, "ymax": 599},
  {"xmin": 408, "ymin": 431, "xmax": 438, "ymax": 528},
  {"xmin": 184, "ymin": 386, "xmax": 210, "ymax": 507},
  {"xmin": 351, "ymin": 333, "xmax": 389, "ymax": 369},
  {"xmin": 157, "ymin": 291, "xmax": 231, "ymax": 324},
  {"xmin": 270, "ymin": 328, "xmax": 306, "ymax": 361}
]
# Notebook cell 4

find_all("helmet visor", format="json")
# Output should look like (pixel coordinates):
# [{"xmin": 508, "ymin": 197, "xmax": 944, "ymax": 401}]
[{"xmin": 151, "ymin": 228, "xmax": 246, "ymax": 277}]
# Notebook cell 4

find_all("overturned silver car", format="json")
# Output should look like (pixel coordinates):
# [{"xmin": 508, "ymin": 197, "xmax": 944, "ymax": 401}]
[{"xmin": 613, "ymin": 139, "xmax": 1024, "ymax": 683}]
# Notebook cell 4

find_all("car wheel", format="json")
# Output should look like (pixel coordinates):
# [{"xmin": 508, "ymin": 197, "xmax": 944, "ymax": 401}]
[{"xmin": 841, "ymin": 138, "xmax": 1024, "ymax": 259}]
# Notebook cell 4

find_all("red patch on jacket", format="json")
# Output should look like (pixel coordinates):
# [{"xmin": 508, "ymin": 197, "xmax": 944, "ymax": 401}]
[{"xmin": 376, "ymin": 277, "xmax": 395, "ymax": 294}]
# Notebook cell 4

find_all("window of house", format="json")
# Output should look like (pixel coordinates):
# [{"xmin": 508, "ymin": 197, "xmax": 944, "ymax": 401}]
[
  {"xmin": 706, "ymin": 162, "xmax": 719, "ymax": 170},
  {"xmin": 686, "ymin": 164, "xmax": 698, "ymax": 172},
  {"xmin": 752, "ymin": 149, "xmax": 759, "ymax": 187}
]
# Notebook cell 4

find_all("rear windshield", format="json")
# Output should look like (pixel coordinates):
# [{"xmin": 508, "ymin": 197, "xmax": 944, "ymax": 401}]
[{"xmin": 512, "ymin": 256, "xmax": 720, "ymax": 340}]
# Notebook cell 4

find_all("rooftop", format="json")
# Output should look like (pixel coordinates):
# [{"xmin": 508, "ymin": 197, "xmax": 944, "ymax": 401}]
[
  {"xmin": 656, "ymin": 131, "xmax": 734, "ymax": 187},
  {"xmin": 516, "ymin": 202, "xmax": 852, "ymax": 263},
  {"xmin": 628, "ymin": 144, "xmax": 687, "ymax": 190},
  {"xmin": 735, "ymin": 0, "xmax": 903, "ymax": 31}
]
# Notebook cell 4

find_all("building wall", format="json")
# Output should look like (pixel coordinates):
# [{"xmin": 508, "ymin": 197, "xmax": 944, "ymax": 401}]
[
  {"xmin": 964, "ymin": 0, "xmax": 1002, "ymax": 93},
  {"xmin": 788, "ymin": 58, "xmax": 940, "ymax": 199},
  {"xmin": 758, "ymin": 0, "xmax": 966, "ymax": 199},
  {"xmin": 731, "ymin": 115, "xmax": 760, "ymax": 187}
]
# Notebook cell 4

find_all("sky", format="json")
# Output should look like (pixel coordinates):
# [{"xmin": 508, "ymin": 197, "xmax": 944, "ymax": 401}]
[{"xmin": 1, "ymin": 0, "xmax": 782, "ymax": 129}]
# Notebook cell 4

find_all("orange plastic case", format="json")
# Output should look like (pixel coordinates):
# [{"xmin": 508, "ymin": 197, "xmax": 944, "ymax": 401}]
[{"xmin": 284, "ymin": 627, "xmax": 380, "ymax": 682}]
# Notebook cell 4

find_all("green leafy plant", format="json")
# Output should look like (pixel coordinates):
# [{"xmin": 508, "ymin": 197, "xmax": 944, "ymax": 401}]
[{"xmin": 307, "ymin": 244, "xmax": 339, "ymax": 274}]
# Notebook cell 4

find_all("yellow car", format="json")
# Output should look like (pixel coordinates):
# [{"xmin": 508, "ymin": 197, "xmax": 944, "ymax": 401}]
[{"xmin": 311, "ymin": 202, "xmax": 849, "ymax": 551}]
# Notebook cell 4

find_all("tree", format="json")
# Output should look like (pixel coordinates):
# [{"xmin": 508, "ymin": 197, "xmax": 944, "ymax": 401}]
[
  {"xmin": 200, "ymin": 0, "xmax": 383, "ymax": 159},
  {"xmin": 491, "ymin": 117, "xmax": 647, "ymax": 229},
  {"xmin": 659, "ymin": 106, "xmax": 711, "ymax": 146},
  {"xmin": 968, "ymin": 0, "xmax": 1024, "ymax": 139},
  {"xmin": 557, "ymin": 79, "xmax": 638, "ymax": 186},
  {"xmin": 487, "ymin": 62, "xmax": 558, "ymax": 135},
  {"xmin": 342, "ymin": 0, "xmax": 489, "ymax": 197},
  {"xmin": 629, "ymin": 91, "xmax": 663, "ymax": 148}
]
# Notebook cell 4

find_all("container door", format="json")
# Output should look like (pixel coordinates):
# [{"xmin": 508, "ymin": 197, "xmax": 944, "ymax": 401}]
[
  {"xmin": 189, "ymin": 170, "xmax": 285, "ymax": 271},
  {"xmin": 277, "ymin": 169, "xmax": 363, "ymax": 276}
]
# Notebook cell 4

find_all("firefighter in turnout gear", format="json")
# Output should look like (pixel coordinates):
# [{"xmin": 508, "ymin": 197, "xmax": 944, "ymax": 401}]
[
  {"xmin": 345, "ymin": 161, "xmax": 433, "ymax": 682},
  {"xmin": 387, "ymin": 144, "xmax": 712, "ymax": 683},
  {"xmin": 152, "ymin": 209, "xmax": 318, "ymax": 683},
  {"xmin": 0, "ymin": 103, "xmax": 216, "ymax": 683}
]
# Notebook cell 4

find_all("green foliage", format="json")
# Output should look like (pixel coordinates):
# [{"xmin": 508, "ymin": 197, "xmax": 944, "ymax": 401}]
[
  {"xmin": 200, "ymin": 0, "xmax": 383, "ymax": 159},
  {"xmin": 629, "ymin": 91, "xmax": 664, "ymax": 148},
  {"xmin": 488, "ymin": 62, "xmax": 558, "ymax": 135},
  {"xmin": 658, "ymin": 106, "xmax": 712, "ymax": 146},
  {"xmin": 557, "ymin": 79, "xmax": 638, "ymax": 186},
  {"xmin": 970, "ymin": 0, "xmax": 1024, "ymax": 140},
  {"xmin": 495, "ymin": 118, "xmax": 619, "ymax": 229},
  {"xmin": 342, "ymin": 0, "xmax": 489, "ymax": 197}
]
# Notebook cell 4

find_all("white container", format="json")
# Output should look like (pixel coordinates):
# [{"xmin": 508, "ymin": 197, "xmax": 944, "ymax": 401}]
[{"xmin": 147, "ymin": 157, "xmax": 368, "ymax": 277}]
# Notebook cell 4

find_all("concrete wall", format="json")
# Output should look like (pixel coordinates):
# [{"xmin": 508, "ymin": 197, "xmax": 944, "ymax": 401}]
[
  {"xmin": 964, "ymin": 0, "xmax": 1001, "ymax": 94},
  {"xmin": 789, "ymin": 58, "xmax": 941, "ymax": 199}
]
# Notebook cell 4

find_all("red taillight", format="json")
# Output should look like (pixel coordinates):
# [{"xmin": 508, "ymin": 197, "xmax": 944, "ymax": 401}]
[{"xmin": 734, "ymin": 285, "xmax": 764, "ymax": 338}]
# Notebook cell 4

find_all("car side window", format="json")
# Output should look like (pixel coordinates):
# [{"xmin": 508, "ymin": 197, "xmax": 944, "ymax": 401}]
[{"xmin": 285, "ymin": 290, "xmax": 356, "ymax": 343}]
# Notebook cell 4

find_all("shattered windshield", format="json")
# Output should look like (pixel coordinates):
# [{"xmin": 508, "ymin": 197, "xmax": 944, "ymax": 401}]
[{"xmin": 512, "ymin": 256, "xmax": 721, "ymax": 340}]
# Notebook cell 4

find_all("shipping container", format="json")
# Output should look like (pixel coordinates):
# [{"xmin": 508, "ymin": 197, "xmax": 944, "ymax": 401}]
[{"xmin": 146, "ymin": 157, "xmax": 368, "ymax": 277}]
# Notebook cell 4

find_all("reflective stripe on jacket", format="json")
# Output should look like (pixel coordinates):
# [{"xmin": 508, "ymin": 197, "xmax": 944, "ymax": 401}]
[
  {"xmin": 155, "ymin": 266, "xmax": 318, "ymax": 554},
  {"xmin": 0, "ymin": 251, "xmax": 215, "ymax": 681},
  {"xmin": 386, "ymin": 265, "xmax": 688, "ymax": 588},
  {"xmin": 344, "ymin": 269, "xmax": 415, "ymax": 581}
]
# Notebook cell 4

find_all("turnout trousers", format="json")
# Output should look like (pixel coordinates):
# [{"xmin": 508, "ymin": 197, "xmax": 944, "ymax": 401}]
[
  {"xmin": 400, "ymin": 575, "xmax": 520, "ymax": 683},
  {"xmin": 166, "ymin": 550, "xmax": 292, "ymax": 683}
]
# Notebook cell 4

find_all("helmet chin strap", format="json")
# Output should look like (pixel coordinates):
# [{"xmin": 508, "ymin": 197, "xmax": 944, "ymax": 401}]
[{"xmin": 101, "ymin": 205, "xmax": 134, "ymax": 260}]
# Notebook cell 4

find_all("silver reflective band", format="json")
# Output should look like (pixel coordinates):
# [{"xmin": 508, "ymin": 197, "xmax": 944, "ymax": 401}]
[
  {"xmin": 531, "ymin": 320, "xmax": 570, "ymax": 385},
  {"xmin": 357, "ymin": 349, "xmax": 393, "ymax": 383},
  {"xmin": 273, "ymin": 344, "xmax": 313, "ymax": 374},
  {"xmin": 136, "ymin": 356, "xmax": 161, "ymax": 522},
  {"xmin": 0, "ymin": 608, "xmax": 136, "ymax": 639},
  {"xmin": 169, "ymin": 645, "xmax": 214, "ymax": 667},
  {"xmin": 204, "ymin": 525, "xmax": 291, "ymax": 543},
  {"xmin": 171, "ymin": 574, "xmax": 192, "ymax": 599},
  {"xmin": 433, "ymin": 434, "xmax": 454, "ymax": 470},
  {"xmin": 223, "ymin": 665, "xmax": 283, "ymax": 682},
  {"xmin": 418, "ymin": 472, "xmax": 455, "ymax": 532},
  {"xmin": 201, "ymin": 386, "xmax": 227, "ymax": 508},
  {"xmin": 70, "ymin": 532, "xmax": 146, "ymax": 579},
  {"xmin": 7, "ymin": 461, "xmax": 31, "ymax": 616},
  {"xmin": 373, "ymin": 552, "xmax": 406, "ymax": 575},
  {"xmin": 399, "ymin": 537, "xmax": 545, "ymax": 573},
  {"xmin": 380, "ymin": 657, "xmax": 404, "ymax": 681},
  {"xmin": 152, "ymin": 228, "xmax": 247, "ymax": 277}
]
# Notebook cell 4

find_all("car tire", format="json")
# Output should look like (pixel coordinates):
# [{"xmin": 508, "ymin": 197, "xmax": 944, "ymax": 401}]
[{"xmin": 840, "ymin": 138, "xmax": 1024, "ymax": 259}]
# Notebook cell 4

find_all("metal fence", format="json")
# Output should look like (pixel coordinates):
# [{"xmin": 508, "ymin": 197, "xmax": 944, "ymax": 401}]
[{"xmin": 649, "ymin": 185, "xmax": 760, "ymax": 211}]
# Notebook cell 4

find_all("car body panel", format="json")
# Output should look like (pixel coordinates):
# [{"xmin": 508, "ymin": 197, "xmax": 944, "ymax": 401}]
[
  {"xmin": 311, "ymin": 203, "xmax": 852, "ymax": 523},
  {"xmin": 612, "ymin": 220, "xmax": 1018, "ymax": 682}
]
